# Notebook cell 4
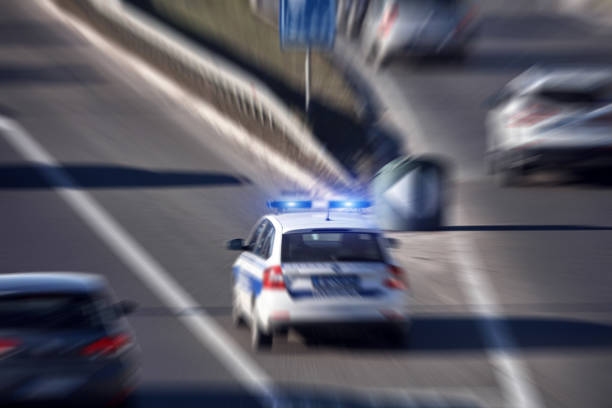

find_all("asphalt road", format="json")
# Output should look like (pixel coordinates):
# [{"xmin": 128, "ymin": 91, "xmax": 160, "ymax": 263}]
[
  {"xmin": 1, "ymin": 0, "xmax": 611, "ymax": 407},
  {"xmin": 343, "ymin": 1, "xmax": 612, "ymax": 407}
]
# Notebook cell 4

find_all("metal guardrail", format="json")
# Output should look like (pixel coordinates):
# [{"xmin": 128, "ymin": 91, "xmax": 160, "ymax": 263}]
[{"xmin": 86, "ymin": 0, "xmax": 355, "ymax": 190}]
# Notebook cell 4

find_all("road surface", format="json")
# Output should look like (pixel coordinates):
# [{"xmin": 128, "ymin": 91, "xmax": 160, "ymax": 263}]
[{"xmin": 1, "ymin": 1, "xmax": 611, "ymax": 407}]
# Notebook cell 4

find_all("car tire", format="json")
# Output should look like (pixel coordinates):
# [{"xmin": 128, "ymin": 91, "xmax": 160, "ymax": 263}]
[
  {"xmin": 251, "ymin": 314, "xmax": 273, "ymax": 350},
  {"xmin": 232, "ymin": 299, "xmax": 246, "ymax": 328}
]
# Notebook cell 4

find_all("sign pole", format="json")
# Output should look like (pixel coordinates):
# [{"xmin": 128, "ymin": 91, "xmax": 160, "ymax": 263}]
[
  {"xmin": 280, "ymin": 0, "xmax": 336, "ymax": 113},
  {"xmin": 305, "ymin": 46, "xmax": 311, "ymax": 114}
]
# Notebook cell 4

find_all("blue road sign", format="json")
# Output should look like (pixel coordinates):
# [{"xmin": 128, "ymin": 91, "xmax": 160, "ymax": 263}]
[{"xmin": 279, "ymin": 0, "xmax": 336, "ymax": 49}]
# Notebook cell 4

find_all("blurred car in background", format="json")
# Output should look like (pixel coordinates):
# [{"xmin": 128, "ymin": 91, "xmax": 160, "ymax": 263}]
[
  {"xmin": 361, "ymin": 0, "xmax": 479, "ymax": 68},
  {"xmin": 0, "ymin": 272, "xmax": 139, "ymax": 407},
  {"xmin": 486, "ymin": 67, "xmax": 612, "ymax": 186}
]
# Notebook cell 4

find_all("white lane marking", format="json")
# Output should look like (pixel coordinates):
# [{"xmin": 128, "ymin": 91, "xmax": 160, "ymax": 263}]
[
  {"xmin": 339, "ymin": 32, "xmax": 545, "ymax": 408},
  {"xmin": 452, "ymin": 233, "xmax": 545, "ymax": 408},
  {"xmin": 0, "ymin": 117, "xmax": 277, "ymax": 406},
  {"xmin": 39, "ymin": 0, "xmax": 332, "ymax": 198}
]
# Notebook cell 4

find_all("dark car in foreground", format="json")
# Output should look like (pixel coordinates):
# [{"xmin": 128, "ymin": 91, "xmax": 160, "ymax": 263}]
[{"xmin": 0, "ymin": 272, "xmax": 139, "ymax": 407}]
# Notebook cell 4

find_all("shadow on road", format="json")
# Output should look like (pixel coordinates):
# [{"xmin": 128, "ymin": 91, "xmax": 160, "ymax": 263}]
[
  {"xmin": 479, "ymin": 14, "xmax": 597, "ymax": 40},
  {"xmin": 391, "ymin": 48, "xmax": 612, "ymax": 74},
  {"xmin": 273, "ymin": 316, "xmax": 612, "ymax": 354},
  {"xmin": 463, "ymin": 50, "xmax": 612, "ymax": 73},
  {"xmin": 443, "ymin": 225, "xmax": 612, "ymax": 231},
  {"xmin": 0, "ymin": 164, "xmax": 248, "ymax": 189},
  {"xmin": 133, "ymin": 384, "xmax": 481, "ymax": 408}
]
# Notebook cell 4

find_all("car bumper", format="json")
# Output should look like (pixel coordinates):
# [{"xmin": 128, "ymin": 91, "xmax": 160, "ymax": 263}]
[{"xmin": 256, "ymin": 292, "xmax": 411, "ymax": 333}]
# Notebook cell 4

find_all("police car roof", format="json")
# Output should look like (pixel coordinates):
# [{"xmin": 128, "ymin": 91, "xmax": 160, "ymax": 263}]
[{"xmin": 270, "ymin": 211, "xmax": 378, "ymax": 233}]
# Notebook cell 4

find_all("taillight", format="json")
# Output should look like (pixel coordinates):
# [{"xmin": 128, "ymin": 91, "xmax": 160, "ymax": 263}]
[
  {"xmin": 263, "ymin": 265, "xmax": 286, "ymax": 290},
  {"xmin": 379, "ymin": 3, "xmax": 399, "ymax": 37},
  {"xmin": 81, "ymin": 334, "xmax": 131, "ymax": 357},
  {"xmin": 384, "ymin": 265, "xmax": 407, "ymax": 290},
  {"xmin": 509, "ymin": 104, "xmax": 560, "ymax": 127},
  {"xmin": 0, "ymin": 338, "xmax": 20, "ymax": 357}
]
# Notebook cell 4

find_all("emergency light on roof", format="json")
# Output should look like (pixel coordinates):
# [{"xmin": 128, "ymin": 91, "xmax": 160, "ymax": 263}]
[
  {"xmin": 266, "ymin": 199, "xmax": 371, "ymax": 215},
  {"xmin": 328, "ymin": 200, "xmax": 372, "ymax": 209},
  {"xmin": 267, "ymin": 200, "xmax": 312, "ymax": 210}
]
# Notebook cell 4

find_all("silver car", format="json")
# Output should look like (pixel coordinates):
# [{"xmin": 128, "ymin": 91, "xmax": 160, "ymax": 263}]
[
  {"xmin": 0, "ymin": 273, "xmax": 140, "ymax": 407},
  {"xmin": 361, "ymin": 0, "xmax": 479, "ymax": 68},
  {"xmin": 486, "ymin": 67, "xmax": 612, "ymax": 186}
]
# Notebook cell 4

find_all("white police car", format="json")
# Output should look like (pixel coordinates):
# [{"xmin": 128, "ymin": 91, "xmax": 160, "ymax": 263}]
[{"xmin": 227, "ymin": 200, "xmax": 412, "ymax": 350}]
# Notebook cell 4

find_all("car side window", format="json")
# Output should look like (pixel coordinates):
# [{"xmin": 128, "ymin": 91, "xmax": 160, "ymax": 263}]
[
  {"xmin": 253, "ymin": 222, "xmax": 274, "ymax": 259},
  {"xmin": 247, "ymin": 220, "xmax": 267, "ymax": 251},
  {"xmin": 258, "ymin": 224, "xmax": 276, "ymax": 260}
]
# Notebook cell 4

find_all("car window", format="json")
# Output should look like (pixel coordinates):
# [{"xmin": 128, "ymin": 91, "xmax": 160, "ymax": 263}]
[
  {"xmin": 0, "ymin": 293, "xmax": 107, "ymax": 330},
  {"xmin": 282, "ymin": 231, "xmax": 384, "ymax": 263},
  {"xmin": 247, "ymin": 220, "xmax": 267, "ymax": 251},
  {"xmin": 256, "ymin": 224, "xmax": 275, "ymax": 259},
  {"xmin": 253, "ymin": 222, "xmax": 274, "ymax": 259}
]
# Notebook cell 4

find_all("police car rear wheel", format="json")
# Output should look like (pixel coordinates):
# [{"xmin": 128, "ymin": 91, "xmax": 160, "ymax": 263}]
[
  {"xmin": 232, "ymin": 302, "xmax": 246, "ymax": 328},
  {"xmin": 251, "ymin": 318, "xmax": 273, "ymax": 350}
]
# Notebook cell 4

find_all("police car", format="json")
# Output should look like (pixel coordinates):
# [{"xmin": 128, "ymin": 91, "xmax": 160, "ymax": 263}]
[{"xmin": 227, "ymin": 199, "xmax": 412, "ymax": 350}]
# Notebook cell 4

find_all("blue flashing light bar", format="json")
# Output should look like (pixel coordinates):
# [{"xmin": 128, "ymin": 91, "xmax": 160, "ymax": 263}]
[
  {"xmin": 328, "ymin": 200, "xmax": 372, "ymax": 209},
  {"xmin": 267, "ymin": 200, "xmax": 312, "ymax": 210}
]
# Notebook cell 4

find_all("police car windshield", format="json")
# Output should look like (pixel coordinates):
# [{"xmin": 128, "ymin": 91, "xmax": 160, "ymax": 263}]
[{"xmin": 282, "ymin": 232, "xmax": 384, "ymax": 263}]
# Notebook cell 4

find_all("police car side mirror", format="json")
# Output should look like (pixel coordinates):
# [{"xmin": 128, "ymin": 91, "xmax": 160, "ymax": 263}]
[
  {"xmin": 115, "ymin": 300, "xmax": 138, "ymax": 316},
  {"xmin": 227, "ymin": 238, "xmax": 246, "ymax": 251}
]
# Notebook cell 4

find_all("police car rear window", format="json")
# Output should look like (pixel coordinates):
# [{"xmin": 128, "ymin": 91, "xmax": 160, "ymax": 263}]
[{"xmin": 281, "ymin": 232, "xmax": 384, "ymax": 263}]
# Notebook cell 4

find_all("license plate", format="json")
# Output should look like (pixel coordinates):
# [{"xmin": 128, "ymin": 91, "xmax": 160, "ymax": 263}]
[{"xmin": 312, "ymin": 275, "xmax": 359, "ymax": 296}]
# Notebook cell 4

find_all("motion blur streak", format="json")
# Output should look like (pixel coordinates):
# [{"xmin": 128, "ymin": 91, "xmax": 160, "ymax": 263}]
[
  {"xmin": 0, "ymin": 117, "xmax": 278, "ymax": 406},
  {"xmin": 452, "ymin": 233, "xmax": 544, "ymax": 408},
  {"xmin": 40, "ymin": 0, "xmax": 329, "ymax": 197}
]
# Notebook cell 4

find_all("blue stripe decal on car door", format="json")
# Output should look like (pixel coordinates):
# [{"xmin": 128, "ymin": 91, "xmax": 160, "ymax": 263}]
[
  {"xmin": 250, "ymin": 275, "xmax": 263, "ymax": 296},
  {"xmin": 234, "ymin": 265, "xmax": 263, "ymax": 297}
]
